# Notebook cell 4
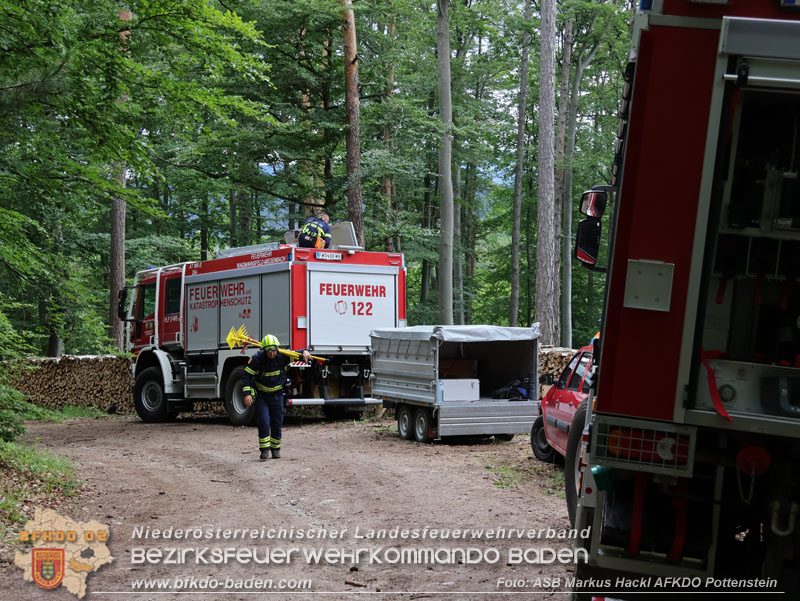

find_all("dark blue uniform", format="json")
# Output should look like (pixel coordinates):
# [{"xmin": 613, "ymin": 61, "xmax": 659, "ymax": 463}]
[
  {"xmin": 298, "ymin": 216, "xmax": 332, "ymax": 249},
  {"xmin": 242, "ymin": 350, "xmax": 293, "ymax": 453}
]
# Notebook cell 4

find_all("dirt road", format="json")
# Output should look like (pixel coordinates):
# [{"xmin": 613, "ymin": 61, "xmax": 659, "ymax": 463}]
[{"xmin": 1, "ymin": 414, "xmax": 574, "ymax": 600}]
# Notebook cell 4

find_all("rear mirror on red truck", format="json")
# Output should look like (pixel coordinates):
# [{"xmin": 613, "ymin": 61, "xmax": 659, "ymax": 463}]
[
  {"xmin": 117, "ymin": 288, "xmax": 128, "ymax": 321},
  {"xmin": 575, "ymin": 218, "xmax": 606, "ymax": 272},
  {"xmin": 579, "ymin": 189, "xmax": 608, "ymax": 218}
]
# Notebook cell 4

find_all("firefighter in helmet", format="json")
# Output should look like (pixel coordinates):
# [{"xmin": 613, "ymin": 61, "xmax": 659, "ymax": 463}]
[
  {"xmin": 298, "ymin": 213, "xmax": 332, "ymax": 249},
  {"xmin": 242, "ymin": 334, "xmax": 310, "ymax": 460}
]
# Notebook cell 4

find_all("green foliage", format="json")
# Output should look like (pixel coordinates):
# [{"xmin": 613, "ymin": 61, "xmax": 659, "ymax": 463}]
[
  {"xmin": 0, "ymin": 440, "xmax": 81, "ymax": 541},
  {"xmin": 0, "ymin": 441, "xmax": 80, "ymax": 495},
  {"xmin": 0, "ymin": 383, "xmax": 53, "ymax": 443},
  {"xmin": 0, "ymin": 0, "xmax": 632, "ymax": 354}
]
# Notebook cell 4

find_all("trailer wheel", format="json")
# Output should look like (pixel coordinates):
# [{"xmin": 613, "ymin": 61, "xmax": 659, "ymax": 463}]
[
  {"xmin": 565, "ymin": 401, "xmax": 587, "ymax": 526},
  {"xmin": 225, "ymin": 366, "xmax": 256, "ymax": 427},
  {"xmin": 397, "ymin": 405, "xmax": 413, "ymax": 440},
  {"xmin": 413, "ymin": 408, "xmax": 431, "ymax": 443},
  {"xmin": 133, "ymin": 367, "xmax": 169, "ymax": 423},
  {"xmin": 531, "ymin": 416, "xmax": 556, "ymax": 462}
]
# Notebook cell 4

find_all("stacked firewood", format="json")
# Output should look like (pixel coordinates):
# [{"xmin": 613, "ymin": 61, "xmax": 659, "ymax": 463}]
[
  {"xmin": 538, "ymin": 346, "xmax": 576, "ymax": 398},
  {"xmin": 7, "ymin": 355, "xmax": 134, "ymax": 413}
]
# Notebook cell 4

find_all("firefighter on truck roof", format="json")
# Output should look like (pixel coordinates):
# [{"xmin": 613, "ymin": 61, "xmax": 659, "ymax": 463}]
[
  {"xmin": 298, "ymin": 213, "xmax": 332, "ymax": 249},
  {"xmin": 242, "ymin": 335, "xmax": 311, "ymax": 461}
]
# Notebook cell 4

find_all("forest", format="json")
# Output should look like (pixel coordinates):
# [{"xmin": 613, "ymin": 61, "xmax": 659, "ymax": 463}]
[{"xmin": 0, "ymin": 0, "xmax": 632, "ymax": 363}]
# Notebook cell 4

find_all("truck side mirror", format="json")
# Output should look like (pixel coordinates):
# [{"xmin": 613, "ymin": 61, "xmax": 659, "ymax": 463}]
[
  {"xmin": 576, "ymin": 218, "xmax": 607, "ymax": 273},
  {"xmin": 579, "ymin": 189, "xmax": 608, "ymax": 218},
  {"xmin": 117, "ymin": 288, "xmax": 128, "ymax": 321},
  {"xmin": 539, "ymin": 373, "xmax": 555, "ymax": 386}
]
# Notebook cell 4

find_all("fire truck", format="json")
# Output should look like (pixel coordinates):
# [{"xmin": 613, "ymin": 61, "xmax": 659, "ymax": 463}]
[
  {"xmin": 119, "ymin": 225, "xmax": 406, "ymax": 425},
  {"xmin": 570, "ymin": 1, "xmax": 800, "ymax": 598}
]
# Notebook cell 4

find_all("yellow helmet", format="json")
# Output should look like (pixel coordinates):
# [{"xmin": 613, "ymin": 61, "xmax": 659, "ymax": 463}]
[{"xmin": 261, "ymin": 334, "xmax": 280, "ymax": 351}]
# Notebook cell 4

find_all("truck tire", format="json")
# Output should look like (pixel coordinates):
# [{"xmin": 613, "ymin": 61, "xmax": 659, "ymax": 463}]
[
  {"xmin": 133, "ymin": 367, "xmax": 169, "ymax": 423},
  {"xmin": 565, "ymin": 401, "xmax": 587, "ymax": 526},
  {"xmin": 413, "ymin": 407, "xmax": 432, "ymax": 443},
  {"xmin": 225, "ymin": 366, "xmax": 256, "ymax": 427},
  {"xmin": 531, "ymin": 416, "xmax": 556, "ymax": 462},
  {"xmin": 397, "ymin": 405, "xmax": 413, "ymax": 440}
]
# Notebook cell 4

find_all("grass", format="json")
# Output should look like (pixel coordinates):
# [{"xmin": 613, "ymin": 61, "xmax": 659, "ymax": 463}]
[
  {"xmin": 0, "ymin": 441, "xmax": 82, "ymax": 548},
  {"xmin": 532, "ymin": 461, "xmax": 567, "ymax": 497},
  {"xmin": 485, "ymin": 462, "xmax": 534, "ymax": 488},
  {"xmin": 484, "ymin": 458, "xmax": 567, "ymax": 497},
  {"xmin": 43, "ymin": 405, "xmax": 106, "ymax": 421}
]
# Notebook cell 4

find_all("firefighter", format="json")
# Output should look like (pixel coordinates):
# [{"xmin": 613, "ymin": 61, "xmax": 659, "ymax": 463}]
[
  {"xmin": 298, "ymin": 213, "xmax": 332, "ymax": 249},
  {"xmin": 242, "ymin": 334, "xmax": 311, "ymax": 461}
]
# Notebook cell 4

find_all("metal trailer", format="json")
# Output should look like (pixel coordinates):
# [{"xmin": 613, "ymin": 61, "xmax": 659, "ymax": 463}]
[{"xmin": 370, "ymin": 325, "xmax": 540, "ymax": 442}]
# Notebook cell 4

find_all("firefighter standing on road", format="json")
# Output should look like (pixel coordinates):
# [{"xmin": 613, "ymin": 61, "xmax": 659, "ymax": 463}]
[
  {"xmin": 298, "ymin": 213, "xmax": 332, "ymax": 249},
  {"xmin": 242, "ymin": 335, "xmax": 311, "ymax": 461}
]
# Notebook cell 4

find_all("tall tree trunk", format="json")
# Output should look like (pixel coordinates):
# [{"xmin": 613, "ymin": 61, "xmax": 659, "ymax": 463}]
[
  {"xmin": 454, "ymin": 163, "xmax": 464, "ymax": 325},
  {"xmin": 383, "ymin": 14, "xmax": 396, "ymax": 252},
  {"xmin": 464, "ymin": 162, "xmax": 477, "ymax": 324},
  {"xmin": 200, "ymin": 193, "xmax": 209, "ymax": 261},
  {"xmin": 108, "ymin": 167, "xmax": 126, "ymax": 349},
  {"xmin": 510, "ymin": 0, "xmax": 532, "ymax": 327},
  {"xmin": 341, "ymin": 0, "xmax": 364, "ymax": 247},
  {"xmin": 436, "ymin": 0, "xmax": 454, "ymax": 325},
  {"xmin": 556, "ymin": 18, "xmax": 573, "ymax": 346},
  {"xmin": 561, "ymin": 36, "xmax": 600, "ymax": 347},
  {"xmin": 108, "ymin": 9, "xmax": 131, "ymax": 350},
  {"xmin": 535, "ymin": 0, "xmax": 559, "ymax": 345},
  {"xmin": 228, "ymin": 187, "xmax": 237, "ymax": 248},
  {"xmin": 421, "ymin": 171, "xmax": 433, "ymax": 304},
  {"xmin": 525, "ymin": 174, "xmax": 534, "ymax": 326}
]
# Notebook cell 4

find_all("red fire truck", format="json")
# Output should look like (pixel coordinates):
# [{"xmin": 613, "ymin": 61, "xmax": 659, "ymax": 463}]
[
  {"xmin": 119, "ymin": 228, "xmax": 406, "ymax": 425},
  {"xmin": 571, "ymin": 1, "xmax": 800, "ymax": 597}
]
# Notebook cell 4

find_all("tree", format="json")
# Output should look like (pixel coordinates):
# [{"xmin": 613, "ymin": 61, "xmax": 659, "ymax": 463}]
[
  {"xmin": 341, "ymin": 0, "xmax": 365, "ymax": 247},
  {"xmin": 510, "ymin": 0, "xmax": 532, "ymax": 327},
  {"xmin": 437, "ymin": 0, "xmax": 454, "ymax": 325},
  {"xmin": 535, "ymin": 0, "xmax": 559, "ymax": 344}
]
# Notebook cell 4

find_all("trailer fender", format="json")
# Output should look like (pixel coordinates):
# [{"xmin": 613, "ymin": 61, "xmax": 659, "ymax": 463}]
[{"xmin": 134, "ymin": 348, "xmax": 182, "ymax": 395}]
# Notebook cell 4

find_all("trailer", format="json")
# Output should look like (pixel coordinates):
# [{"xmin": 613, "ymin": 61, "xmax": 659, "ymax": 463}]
[
  {"xmin": 569, "ymin": 1, "xmax": 800, "ymax": 598},
  {"xmin": 120, "ymin": 224, "xmax": 406, "ymax": 425},
  {"xmin": 370, "ymin": 325, "xmax": 539, "ymax": 442}
]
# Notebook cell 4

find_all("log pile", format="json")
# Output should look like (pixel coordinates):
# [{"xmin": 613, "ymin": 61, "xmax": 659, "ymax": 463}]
[
  {"xmin": 8, "ymin": 356, "xmax": 134, "ymax": 413},
  {"xmin": 538, "ymin": 346, "xmax": 576, "ymax": 398}
]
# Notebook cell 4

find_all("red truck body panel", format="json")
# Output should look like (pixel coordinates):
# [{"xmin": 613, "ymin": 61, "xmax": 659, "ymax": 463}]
[{"xmin": 597, "ymin": 24, "xmax": 718, "ymax": 421}]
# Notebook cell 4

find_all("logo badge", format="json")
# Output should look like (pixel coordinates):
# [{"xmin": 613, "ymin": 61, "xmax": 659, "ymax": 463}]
[{"xmin": 32, "ymin": 548, "xmax": 65, "ymax": 589}]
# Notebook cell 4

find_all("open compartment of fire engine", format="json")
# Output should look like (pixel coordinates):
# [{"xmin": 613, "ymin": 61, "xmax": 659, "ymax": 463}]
[{"xmin": 696, "ymin": 86, "xmax": 800, "ymax": 426}]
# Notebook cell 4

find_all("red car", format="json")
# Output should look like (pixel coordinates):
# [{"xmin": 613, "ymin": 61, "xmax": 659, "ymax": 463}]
[{"xmin": 532, "ymin": 344, "xmax": 593, "ymax": 524}]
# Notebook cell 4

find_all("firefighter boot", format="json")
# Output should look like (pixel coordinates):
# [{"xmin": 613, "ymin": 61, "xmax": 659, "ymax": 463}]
[
  {"xmin": 271, "ymin": 448, "xmax": 281, "ymax": 459},
  {"xmin": 260, "ymin": 449, "xmax": 270, "ymax": 461}
]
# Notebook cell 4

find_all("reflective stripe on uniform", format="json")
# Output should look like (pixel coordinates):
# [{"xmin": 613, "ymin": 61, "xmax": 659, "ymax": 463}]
[
  {"xmin": 261, "ymin": 369, "xmax": 281, "ymax": 377},
  {"xmin": 245, "ymin": 366, "xmax": 257, "ymax": 375},
  {"xmin": 242, "ymin": 386, "xmax": 254, "ymax": 395},
  {"xmin": 255, "ymin": 381, "xmax": 282, "ymax": 393},
  {"xmin": 269, "ymin": 436, "xmax": 281, "ymax": 448}
]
